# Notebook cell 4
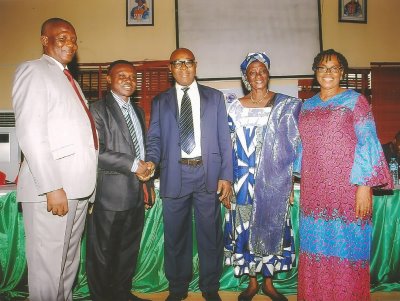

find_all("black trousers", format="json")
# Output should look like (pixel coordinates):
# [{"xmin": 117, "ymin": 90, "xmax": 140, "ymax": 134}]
[{"xmin": 86, "ymin": 204, "xmax": 145, "ymax": 301}]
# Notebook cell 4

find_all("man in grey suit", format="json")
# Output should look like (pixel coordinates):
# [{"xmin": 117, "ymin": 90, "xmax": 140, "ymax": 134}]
[
  {"xmin": 146, "ymin": 48, "xmax": 233, "ymax": 301},
  {"xmin": 87, "ymin": 60, "xmax": 154, "ymax": 301},
  {"xmin": 12, "ymin": 18, "xmax": 98, "ymax": 301}
]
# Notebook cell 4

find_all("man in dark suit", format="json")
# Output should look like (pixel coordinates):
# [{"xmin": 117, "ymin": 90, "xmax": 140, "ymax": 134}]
[
  {"xmin": 382, "ymin": 131, "xmax": 400, "ymax": 164},
  {"xmin": 87, "ymin": 60, "xmax": 154, "ymax": 301},
  {"xmin": 146, "ymin": 48, "xmax": 233, "ymax": 301}
]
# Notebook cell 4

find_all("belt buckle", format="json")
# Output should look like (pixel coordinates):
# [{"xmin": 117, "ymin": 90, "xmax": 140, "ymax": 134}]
[
  {"xmin": 180, "ymin": 157, "xmax": 202, "ymax": 166},
  {"xmin": 189, "ymin": 159, "xmax": 199, "ymax": 166}
]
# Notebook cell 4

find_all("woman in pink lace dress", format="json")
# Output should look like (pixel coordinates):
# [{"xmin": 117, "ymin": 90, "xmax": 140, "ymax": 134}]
[{"xmin": 296, "ymin": 49, "xmax": 393, "ymax": 301}]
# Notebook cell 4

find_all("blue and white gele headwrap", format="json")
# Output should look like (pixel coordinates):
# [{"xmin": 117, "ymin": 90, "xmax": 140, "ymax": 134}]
[{"xmin": 240, "ymin": 52, "xmax": 271, "ymax": 91}]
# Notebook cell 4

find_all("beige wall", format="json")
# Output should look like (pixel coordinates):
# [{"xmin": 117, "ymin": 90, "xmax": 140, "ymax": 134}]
[
  {"xmin": 0, "ymin": 0, "xmax": 176, "ymax": 110},
  {"xmin": 321, "ymin": 0, "xmax": 400, "ymax": 66},
  {"xmin": 1, "ymin": 0, "xmax": 399, "ymax": 109}
]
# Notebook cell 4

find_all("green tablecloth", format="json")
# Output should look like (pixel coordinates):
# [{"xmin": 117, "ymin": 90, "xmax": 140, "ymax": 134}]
[{"xmin": 1, "ymin": 190, "xmax": 399, "ymax": 300}]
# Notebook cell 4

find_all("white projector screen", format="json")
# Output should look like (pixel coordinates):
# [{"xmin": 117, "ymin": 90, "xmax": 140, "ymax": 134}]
[{"xmin": 176, "ymin": 0, "xmax": 322, "ymax": 79}]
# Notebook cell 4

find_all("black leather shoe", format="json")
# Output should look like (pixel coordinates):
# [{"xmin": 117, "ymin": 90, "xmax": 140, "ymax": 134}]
[
  {"xmin": 202, "ymin": 291, "xmax": 222, "ymax": 301},
  {"xmin": 165, "ymin": 292, "xmax": 188, "ymax": 301},
  {"xmin": 238, "ymin": 290, "xmax": 258, "ymax": 301},
  {"xmin": 128, "ymin": 293, "xmax": 152, "ymax": 301}
]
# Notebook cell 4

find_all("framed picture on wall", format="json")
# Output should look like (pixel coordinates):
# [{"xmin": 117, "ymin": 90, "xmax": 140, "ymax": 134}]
[
  {"xmin": 126, "ymin": 0, "xmax": 154, "ymax": 26},
  {"xmin": 339, "ymin": 0, "xmax": 367, "ymax": 23}
]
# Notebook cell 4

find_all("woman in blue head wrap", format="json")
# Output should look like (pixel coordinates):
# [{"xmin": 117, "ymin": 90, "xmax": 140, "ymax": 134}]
[{"xmin": 223, "ymin": 52, "xmax": 302, "ymax": 301}]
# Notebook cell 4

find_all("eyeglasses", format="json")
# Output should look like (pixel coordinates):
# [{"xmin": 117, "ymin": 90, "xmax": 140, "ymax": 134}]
[
  {"xmin": 170, "ymin": 60, "xmax": 196, "ymax": 69},
  {"xmin": 314, "ymin": 65, "xmax": 343, "ymax": 74}
]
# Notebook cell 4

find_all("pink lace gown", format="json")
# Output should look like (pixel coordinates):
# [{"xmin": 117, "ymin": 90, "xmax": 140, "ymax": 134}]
[{"xmin": 297, "ymin": 90, "xmax": 392, "ymax": 301}]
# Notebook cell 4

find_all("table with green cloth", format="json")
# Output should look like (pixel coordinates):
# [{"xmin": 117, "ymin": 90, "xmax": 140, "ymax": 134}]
[{"xmin": 1, "ymin": 190, "xmax": 399, "ymax": 300}]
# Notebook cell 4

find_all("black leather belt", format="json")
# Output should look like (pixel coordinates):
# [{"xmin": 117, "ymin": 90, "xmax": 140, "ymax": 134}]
[{"xmin": 179, "ymin": 156, "xmax": 202, "ymax": 166}]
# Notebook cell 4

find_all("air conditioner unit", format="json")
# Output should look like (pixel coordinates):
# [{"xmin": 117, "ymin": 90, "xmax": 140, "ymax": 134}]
[{"xmin": 0, "ymin": 111, "xmax": 21, "ymax": 183}]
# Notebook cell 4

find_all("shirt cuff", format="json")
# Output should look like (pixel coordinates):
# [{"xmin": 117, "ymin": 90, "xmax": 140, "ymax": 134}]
[{"xmin": 131, "ymin": 158, "xmax": 139, "ymax": 173}]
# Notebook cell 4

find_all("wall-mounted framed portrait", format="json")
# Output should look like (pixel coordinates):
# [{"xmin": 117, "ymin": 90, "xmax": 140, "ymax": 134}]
[
  {"xmin": 126, "ymin": 0, "xmax": 154, "ymax": 26},
  {"xmin": 339, "ymin": 0, "xmax": 367, "ymax": 23}
]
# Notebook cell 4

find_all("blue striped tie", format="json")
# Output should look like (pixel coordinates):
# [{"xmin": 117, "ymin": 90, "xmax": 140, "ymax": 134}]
[
  {"xmin": 179, "ymin": 87, "xmax": 196, "ymax": 154},
  {"xmin": 122, "ymin": 104, "xmax": 141, "ymax": 158}
]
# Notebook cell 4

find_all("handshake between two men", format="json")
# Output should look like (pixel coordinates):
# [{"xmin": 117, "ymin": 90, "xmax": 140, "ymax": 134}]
[
  {"xmin": 134, "ymin": 159, "xmax": 233, "ymax": 210},
  {"xmin": 135, "ymin": 160, "xmax": 156, "ymax": 182}
]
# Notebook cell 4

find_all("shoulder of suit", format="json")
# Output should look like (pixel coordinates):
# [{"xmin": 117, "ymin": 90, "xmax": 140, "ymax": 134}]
[
  {"xmin": 197, "ymin": 83, "xmax": 224, "ymax": 99},
  {"xmin": 197, "ymin": 83, "xmax": 221, "ymax": 93},
  {"xmin": 90, "ymin": 98, "xmax": 107, "ymax": 112},
  {"xmin": 16, "ymin": 56, "xmax": 52, "ymax": 75},
  {"xmin": 18, "ymin": 58, "xmax": 42, "ymax": 67},
  {"xmin": 154, "ymin": 86, "xmax": 175, "ymax": 99}
]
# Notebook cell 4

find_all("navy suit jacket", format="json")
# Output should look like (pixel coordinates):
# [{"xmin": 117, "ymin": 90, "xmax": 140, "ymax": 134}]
[{"xmin": 146, "ymin": 83, "xmax": 233, "ymax": 198}]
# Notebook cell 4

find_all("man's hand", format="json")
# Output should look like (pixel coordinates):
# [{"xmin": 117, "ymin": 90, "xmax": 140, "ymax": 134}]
[
  {"xmin": 217, "ymin": 180, "xmax": 232, "ymax": 209},
  {"xmin": 146, "ymin": 161, "xmax": 156, "ymax": 174},
  {"xmin": 46, "ymin": 188, "xmax": 68, "ymax": 216},
  {"xmin": 137, "ymin": 161, "xmax": 156, "ymax": 182},
  {"xmin": 355, "ymin": 185, "xmax": 372, "ymax": 218},
  {"xmin": 136, "ymin": 160, "xmax": 149, "ymax": 176}
]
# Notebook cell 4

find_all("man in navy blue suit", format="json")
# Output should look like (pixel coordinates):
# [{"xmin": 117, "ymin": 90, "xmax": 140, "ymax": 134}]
[{"xmin": 146, "ymin": 48, "xmax": 233, "ymax": 301}]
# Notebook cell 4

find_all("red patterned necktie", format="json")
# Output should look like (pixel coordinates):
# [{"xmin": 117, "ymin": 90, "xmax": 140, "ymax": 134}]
[{"xmin": 63, "ymin": 69, "xmax": 98, "ymax": 150}]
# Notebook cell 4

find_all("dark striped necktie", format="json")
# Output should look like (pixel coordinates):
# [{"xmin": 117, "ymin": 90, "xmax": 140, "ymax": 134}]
[
  {"xmin": 121, "ymin": 104, "xmax": 141, "ymax": 157},
  {"xmin": 179, "ymin": 87, "xmax": 195, "ymax": 154}
]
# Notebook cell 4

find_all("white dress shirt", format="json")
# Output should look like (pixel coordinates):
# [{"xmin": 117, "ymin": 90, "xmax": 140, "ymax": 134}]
[
  {"xmin": 175, "ymin": 81, "xmax": 202, "ymax": 158},
  {"xmin": 112, "ymin": 91, "xmax": 145, "ymax": 172}
]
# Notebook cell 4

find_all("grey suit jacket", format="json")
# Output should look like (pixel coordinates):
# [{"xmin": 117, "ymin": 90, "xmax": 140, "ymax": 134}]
[
  {"xmin": 12, "ymin": 54, "xmax": 98, "ymax": 202},
  {"xmin": 90, "ymin": 93, "xmax": 147, "ymax": 211},
  {"xmin": 146, "ymin": 83, "xmax": 233, "ymax": 198}
]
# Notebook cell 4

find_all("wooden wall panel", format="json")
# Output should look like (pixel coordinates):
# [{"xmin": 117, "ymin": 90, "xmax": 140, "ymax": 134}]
[
  {"xmin": 371, "ymin": 63, "xmax": 400, "ymax": 143},
  {"xmin": 76, "ymin": 61, "xmax": 173, "ymax": 129}
]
